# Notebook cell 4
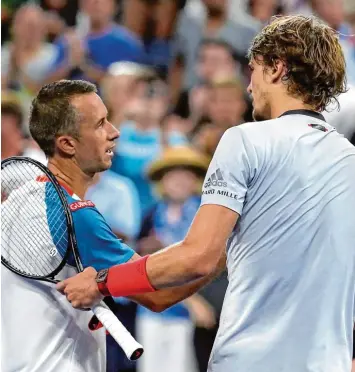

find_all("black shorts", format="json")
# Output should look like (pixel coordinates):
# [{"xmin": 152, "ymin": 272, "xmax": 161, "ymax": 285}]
[{"xmin": 353, "ymin": 329, "xmax": 355, "ymax": 359}]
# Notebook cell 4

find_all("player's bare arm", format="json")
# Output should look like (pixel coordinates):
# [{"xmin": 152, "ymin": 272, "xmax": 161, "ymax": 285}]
[
  {"xmin": 145, "ymin": 204, "xmax": 238, "ymax": 287},
  {"xmin": 57, "ymin": 204, "xmax": 237, "ymax": 308}
]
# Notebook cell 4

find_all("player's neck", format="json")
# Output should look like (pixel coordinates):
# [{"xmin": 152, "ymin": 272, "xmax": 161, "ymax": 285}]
[
  {"xmin": 270, "ymin": 95, "xmax": 317, "ymax": 119},
  {"xmin": 47, "ymin": 158, "xmax": 93, "ymax": 200}
]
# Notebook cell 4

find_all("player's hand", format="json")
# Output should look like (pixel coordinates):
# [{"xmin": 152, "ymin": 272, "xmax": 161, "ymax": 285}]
[{"xmin": 56, "ymin": 267, "xmax": 104, "ymax": 309}]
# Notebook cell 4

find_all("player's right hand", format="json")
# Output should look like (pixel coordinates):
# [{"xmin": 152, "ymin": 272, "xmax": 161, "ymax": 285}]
[{"xmin": 56, "ymin": 267, "xmax": 104, "ymax": 309}]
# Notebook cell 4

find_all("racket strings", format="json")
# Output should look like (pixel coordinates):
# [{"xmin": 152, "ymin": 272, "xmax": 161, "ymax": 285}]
[
  {"xmin": 2, "ymin": 186, "xmax": 63, "ymax": 276},
  {"xmin": 1, "ymin": 185, "xmax": 53, "ymax": 274},
  {"xmin": 2, "ymin": 161, "xmax": 70, "ymax": 278}
]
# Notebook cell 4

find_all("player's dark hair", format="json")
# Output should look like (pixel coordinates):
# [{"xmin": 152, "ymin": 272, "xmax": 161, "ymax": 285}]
[
  {"xmin": 29, "ymin": 80, "xmax": 97, "ymax": 157},
  {"xmin": 248, "ymin": 15, "xmax": 347, "ymax": 111}
]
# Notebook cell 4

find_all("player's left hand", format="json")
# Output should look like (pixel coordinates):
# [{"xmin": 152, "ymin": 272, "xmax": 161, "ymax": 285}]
[{"xmin": 56, "ymin": 267, "xmax": 104, "ymax": 309}]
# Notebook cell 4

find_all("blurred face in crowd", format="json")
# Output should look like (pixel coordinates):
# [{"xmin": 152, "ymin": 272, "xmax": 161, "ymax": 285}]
[
  {"xmin": 250, "ymin": 0, "xmax": 279, "ymax": 23},
  {"xmin": 145, "ymin": 80, "xmax": 169, "ymax": 125},
  {"xmin": 12, "ymin": 6, "xmax": 46, "ymax": 45},
  {"xmin": 125, "ymin": 79, "xmax": 169, "ymax": 127},
  {"xmin": 311, "ymin": 0, "xmax": 344, "ymax": 30},
  {"xmin": 45, "ymin": 0, "xmax": 67, "ymax": 9},
  {"xmin": 161, "ymin": 168, "xmax": 199, "ymax": 203},
  {"xmin": 103, "ymin": 75, "xmax": 139, "ymax": 122},
  {"xmin": 202, "ymin": 0, "xmax": 227, "ymax": 15},
  {"xmin": 68, "ymin": 93, "xmax": 119, "ymax": 174},
  {"xmin": 83, "ymin": 0, "xmax": 116, "ymax": 27},
  {"xmin": 247, "ymin": 57, "xmax": 273, "ymax": 121},
  {"xmin": 208, "ymin": 85, "xmax": 246, "ymax": 128},
  {"xmin": 1, "ymin": 113, "xmax": 24, "ymax": 159},
  {"xmin": 196, "ymin": 44, "xmax": 236, "ymax": 82}
]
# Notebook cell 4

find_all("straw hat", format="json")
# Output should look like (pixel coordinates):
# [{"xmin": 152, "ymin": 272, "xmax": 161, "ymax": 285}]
[{"xmin": 147, "ymin": 146, "xmax": 210, "ymax": 182}]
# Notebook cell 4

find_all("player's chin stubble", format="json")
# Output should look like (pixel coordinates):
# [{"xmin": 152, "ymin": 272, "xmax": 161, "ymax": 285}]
[
  {"xmin": 253, "ymin": 109, "xmax": 269, "ymax": 122},
  {"xmin": 252, "ymin": 97, "xmax": 271, "ymax": 122}
]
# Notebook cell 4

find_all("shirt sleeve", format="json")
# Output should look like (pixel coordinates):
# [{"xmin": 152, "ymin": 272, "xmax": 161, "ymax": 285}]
[
  {"xmin": 201, "ymin": 126, "xmax": 257, "ymax": 215},
  {"xmin": 71, "ymin": 206, "xmax": 135, "ymax": 270}
]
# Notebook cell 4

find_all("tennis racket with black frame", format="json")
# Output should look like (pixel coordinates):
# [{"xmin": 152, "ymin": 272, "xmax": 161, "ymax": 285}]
[{"xmin": 1, "ymin": 156, "xmax": 143, "ymax": 361}]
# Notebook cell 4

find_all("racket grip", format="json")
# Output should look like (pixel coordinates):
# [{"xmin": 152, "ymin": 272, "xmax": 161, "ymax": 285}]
[{"xmin": 92, "ymin": 302, "xmax": 144, "ymax": 361}]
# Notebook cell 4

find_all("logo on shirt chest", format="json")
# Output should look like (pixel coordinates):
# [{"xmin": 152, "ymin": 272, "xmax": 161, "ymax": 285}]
[{"xmin": 204, "ymin": 168, "xmax": 227, "ymax": 188}]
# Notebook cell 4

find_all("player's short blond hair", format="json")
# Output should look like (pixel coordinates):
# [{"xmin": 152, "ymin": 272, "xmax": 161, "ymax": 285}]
[{"xmin": 248, "ymin": 15, "xmax": 347, "ymax": 111}]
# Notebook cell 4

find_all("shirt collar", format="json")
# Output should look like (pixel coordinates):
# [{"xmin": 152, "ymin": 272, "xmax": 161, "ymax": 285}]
[{"xmin": 278, "ymin": 109, "xmax": 326, "ymax": 122}]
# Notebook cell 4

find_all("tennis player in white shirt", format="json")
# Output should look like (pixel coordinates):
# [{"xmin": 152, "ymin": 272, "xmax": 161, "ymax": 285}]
[{"xmin": 59, "ymin": 15, "xmax": 355, "ymax": 372}]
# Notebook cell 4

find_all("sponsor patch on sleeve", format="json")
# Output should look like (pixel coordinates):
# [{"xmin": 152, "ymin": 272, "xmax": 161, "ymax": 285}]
[{"xmin": 69, "ymin": 200, "xmax": 95, "ymax": 212}]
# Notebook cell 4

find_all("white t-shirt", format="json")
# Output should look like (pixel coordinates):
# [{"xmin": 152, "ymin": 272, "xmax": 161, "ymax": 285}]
[{"xmin": 201, "ymin": 110, "xmax": 355, "ymax": 372}]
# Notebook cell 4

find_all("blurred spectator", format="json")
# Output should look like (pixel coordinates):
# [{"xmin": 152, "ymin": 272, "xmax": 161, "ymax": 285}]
[
  {"xmin": 244, "ymin": 0, "xmax": 284, "ymax": 27},
  {"xmin": 86, "ymin": 171, "xmax": 141, "ymax": 243},
  {"xmin": 1, "ymin": 92, "xmax": 46, "ymax": 163},
  {"xmin": 136, "ymin": 145, "xmax": 210, "ymax": 372},
  {"xmin": 323, "ymin": 85, "xmax": 355, "ymax": 145},
  {"xmin": 207, "ymin": 78, "xmax": 246, "ymax": 128},
  {"xmin": 1, "ymin": 94, "xmax": 24, "ymax": 160},
  {"xmin": 310, "ymin": 0, "xmax": 355, "ymax": 85},
  {"xmin": 279, "ymin": 0, "xmax": 312, "ymax": 16},
  {"xmin": 173, "ymin": 0, "xmax": 259, "ymax": 93},
  {"xmin": 107, "ymin": 63, "xmax": 187, "ymax": 214},
  {"xmin": 1, "ymin": 0, "xmax": 28, "ymax": 43},
  {"xmin": 345, "ymin": 0, "xmax": 355, "ymax": 27},
  {"xmin": 193, "ymin": 78, "xmax": 247, "ymax": 157},
  {"xmin": 122, "ymin": 0, "xmax": 187, "ymax": 78},
  {"xmin": 102, "ymin": 62, "xmax": 157, "ymax": 127},
  {"xmin": 52, "ymin": 0, "xmax": 146, "ymax": 84},
  {"xmin": 39, "ymin": 0, "xmax": 79, "ymax": 42},
  {"xmin": 1, "ymin": 4, "xmax": 62, "ymax": 103},
  {"xmin": 174, "ymin": 39, "xmax": 242, "ymax": 120}
]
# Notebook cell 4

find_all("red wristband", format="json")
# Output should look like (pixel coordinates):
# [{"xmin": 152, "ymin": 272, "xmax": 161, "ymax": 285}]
[
  {"xmin": 97, "ymin": 281, "xmax": 110, "ymax": 297},
  {"xmin": 106, "ymin": 256, "xmax": 156, "ymax": 297}
]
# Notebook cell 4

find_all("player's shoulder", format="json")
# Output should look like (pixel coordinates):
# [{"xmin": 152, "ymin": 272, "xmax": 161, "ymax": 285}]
[
  {"xmin": 66, "ymin": 196, "xmax": 104, "ymax": 224},
  {"xmin": 223, "ymin": 119, "xmax": 278, "ymax": 144}
]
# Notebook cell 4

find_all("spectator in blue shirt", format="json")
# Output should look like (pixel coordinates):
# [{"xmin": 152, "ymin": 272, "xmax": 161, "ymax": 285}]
[{"xmin": 51, "ymin": 0, "xmax": 147, "ymax": 84}]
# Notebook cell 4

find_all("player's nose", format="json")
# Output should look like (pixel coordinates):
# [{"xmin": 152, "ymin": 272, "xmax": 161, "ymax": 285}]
[{"xmin": 108, "ymin": 122, "xmax": 120, "ymax": 141}]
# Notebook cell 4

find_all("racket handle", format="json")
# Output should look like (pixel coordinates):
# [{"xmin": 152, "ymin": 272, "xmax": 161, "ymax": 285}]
[{"xmin": 92, "ymin": 302, "xmax": 144, "ymax": 361}]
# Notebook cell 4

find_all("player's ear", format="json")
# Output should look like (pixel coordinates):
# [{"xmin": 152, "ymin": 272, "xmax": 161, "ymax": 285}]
[
  {"xmin": 270, "ymin": 59, "xmax": 286, "ymax": 83},
  {"xmin": 55, "ymin": 135, "xmax": 77, "ymax": 156}
]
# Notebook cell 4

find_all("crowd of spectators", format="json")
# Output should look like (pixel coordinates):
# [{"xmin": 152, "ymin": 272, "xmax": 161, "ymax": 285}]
[{"xmin": 2, "ymin": 1, "xmax": 355, "ymax": 371}]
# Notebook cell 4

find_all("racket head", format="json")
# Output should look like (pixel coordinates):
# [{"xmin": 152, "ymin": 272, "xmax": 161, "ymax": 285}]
[{"xmin": 1, "ymin": 156, "xmax": 74, "ymax": 281}]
